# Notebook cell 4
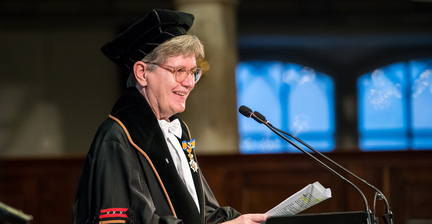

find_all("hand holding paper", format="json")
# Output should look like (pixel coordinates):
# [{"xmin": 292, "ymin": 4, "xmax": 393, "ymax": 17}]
[{"xmin": 266, "ymin": 181, "xmax": 332, "ymax": 217}]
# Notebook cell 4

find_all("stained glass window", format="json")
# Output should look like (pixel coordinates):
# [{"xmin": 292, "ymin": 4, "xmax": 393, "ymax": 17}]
[
  {"xmin": 236, "ymin": 61, "xmax": 335, "ymax": 154},
  {"xmin": 357, "ymin": 59, "xmax": 432, "ymax": 150}
]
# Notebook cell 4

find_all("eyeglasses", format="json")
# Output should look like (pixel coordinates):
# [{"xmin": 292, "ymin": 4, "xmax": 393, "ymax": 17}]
[{"xmin": 145, "ymin": 62, "xmax": 203, "ymax": 84}]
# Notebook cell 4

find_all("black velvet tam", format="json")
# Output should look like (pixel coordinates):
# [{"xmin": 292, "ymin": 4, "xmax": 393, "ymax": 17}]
[{"xmin": 101, "ymin": 9, "xmax": 194, "ymax": 74}]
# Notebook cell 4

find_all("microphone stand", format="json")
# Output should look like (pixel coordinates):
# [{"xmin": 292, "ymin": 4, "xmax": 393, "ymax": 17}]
[
  {"xmin": 242, "ymin": 108, "xmax": 375, "ymax": 224},
  {"xmin": 267, "ymin": 121, "xmax": 394, "ymax": 224}
]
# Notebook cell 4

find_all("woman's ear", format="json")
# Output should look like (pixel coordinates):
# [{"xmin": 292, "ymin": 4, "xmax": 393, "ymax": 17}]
[{"xmin": 133, "ymin": 61, "xmax": 148, "ymax": 87}]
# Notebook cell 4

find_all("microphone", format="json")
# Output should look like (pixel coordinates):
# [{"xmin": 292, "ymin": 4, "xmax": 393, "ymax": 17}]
[
  {"xmin": 238, "ymin": 105, "xmax": 253, "ymax": 118},
  {"xmin": 239, "ymin": 105, "xmax": 265, "ymax": 124},
  {"xmin": 251, "ymin": 109, "xmax": 394, "ymax": 224},
  {"xmin": 238, "ymin": 105, "xmax": 376, "ymax": 224}
]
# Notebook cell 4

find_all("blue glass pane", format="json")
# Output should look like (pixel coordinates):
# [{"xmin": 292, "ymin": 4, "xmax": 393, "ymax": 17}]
[
  {"xmin": 409, "ymin": 59, "xmax": 432, "ymax": 150},
  {"xmin": 236, "ymin": 61, "xmax": 335, "ymax": 153},
  {"xmin": 357, "ymin": 62, "xmax": 409, "ymax": 151},
  {"xmin": 236, "ymin": 61, "xmax": 286, "ymax": 153},
  {"xmin": 282, "ymin": 66, "xmax": 335, "ymax": 152}
]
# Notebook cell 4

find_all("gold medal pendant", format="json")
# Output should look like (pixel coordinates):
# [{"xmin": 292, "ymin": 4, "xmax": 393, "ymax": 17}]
[
  {"xmin": 182, "ymin": 139, "xmax": 199, "ymax": 172},
  {"xmin": 188, "ymin": 156, "xmax": 198, "ymax": 172}
]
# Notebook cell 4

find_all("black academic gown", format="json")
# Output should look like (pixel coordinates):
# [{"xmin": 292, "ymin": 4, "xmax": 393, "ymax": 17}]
[{"xmin": 73, "ymin": 87, "xmax": 240, "ymax": 224}]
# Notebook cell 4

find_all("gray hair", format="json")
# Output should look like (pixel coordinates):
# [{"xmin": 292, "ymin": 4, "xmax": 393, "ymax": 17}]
[{"xmin": 126, "ymin": 35, "xmax": 205, "ymax": 88}]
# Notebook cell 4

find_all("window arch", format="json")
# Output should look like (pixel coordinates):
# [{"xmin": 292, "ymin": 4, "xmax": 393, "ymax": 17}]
[
  {"xmin": 410, "ymin": 59, "xmax": 432, "ymax": 149},
  {"xmin": 236, "ymin": 62, "xmax": 285, "ymax": 153},
  {"xmin": 236, "ymin": 61, "xmax": 335, "ymax": 154},
  {"xmin": 357, "ymin": 58, "xmax": 432, "ymax": 151}
]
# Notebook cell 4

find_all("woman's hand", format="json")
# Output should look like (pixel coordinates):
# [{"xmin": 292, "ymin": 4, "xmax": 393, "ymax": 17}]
[{"xmin": 222, "ymin": 214, "xmax": 269, "ymax": 224}]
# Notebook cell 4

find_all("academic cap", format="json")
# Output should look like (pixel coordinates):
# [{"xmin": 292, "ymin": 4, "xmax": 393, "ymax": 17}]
[{"xmin": 101, "ymin": 9, "xmax": 194, "ymax": 74}]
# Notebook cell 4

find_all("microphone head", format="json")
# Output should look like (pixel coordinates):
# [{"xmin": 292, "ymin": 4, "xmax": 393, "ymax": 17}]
[
  {"xmin": 239, "ymin": 105, "xmax": 253, "ymax": 118},
  {"xmin": 253, "ymin": 111, "xmax": 266, "ymax": 122}
]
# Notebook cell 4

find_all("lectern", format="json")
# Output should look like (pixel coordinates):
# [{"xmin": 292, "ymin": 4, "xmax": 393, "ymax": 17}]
[{"xmin": 266, "ymin": 211, "xmax": 367, "ymax": 224}]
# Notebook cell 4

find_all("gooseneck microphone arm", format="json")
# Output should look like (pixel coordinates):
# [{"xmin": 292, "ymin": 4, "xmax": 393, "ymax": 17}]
[
  {"xmin": 262, "ymin": 115, "xmax": 393, "ymax": 224},
  {"xmin": 238, "ymin": 106, "xmax": 374, "ymax": 224}
]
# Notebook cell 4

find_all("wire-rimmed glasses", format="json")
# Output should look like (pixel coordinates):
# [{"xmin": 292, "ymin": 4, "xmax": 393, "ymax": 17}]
[{"xmin": 145, "ymin": 62, "xmax": 203, "ymax": 83}]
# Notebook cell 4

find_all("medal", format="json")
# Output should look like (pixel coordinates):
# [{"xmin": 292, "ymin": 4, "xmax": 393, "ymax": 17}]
[{"xmin": 182, "ymin": 139, "xmax": 199, "ymax": 172}]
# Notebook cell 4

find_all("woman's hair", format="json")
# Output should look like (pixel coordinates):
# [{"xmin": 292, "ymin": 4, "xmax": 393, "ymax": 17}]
[{"xmin": 126, "ymin": 35, "xmax": 205, "ymax": 88}]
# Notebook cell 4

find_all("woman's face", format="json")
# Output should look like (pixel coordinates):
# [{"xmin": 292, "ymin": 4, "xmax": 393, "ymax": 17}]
[{"xmin": 142, "ymin": 55, "xmax": 196, "ymax": 121}]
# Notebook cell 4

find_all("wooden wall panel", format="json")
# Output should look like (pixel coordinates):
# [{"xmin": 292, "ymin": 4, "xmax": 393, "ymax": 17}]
[
  {"xmin": 390, "ymin": 165, "xmax": 432, "ymax": 222},
  {"xmin": 0, "ymin": 157, "xmax": 83, "ymax": 224},
  {"xmin": 197, "ymin": 151, "xmax": 432, "ymax": 224},
  {"xmin": 0, "ymin": 151, "xmax": 431, "ymax": 224}
]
